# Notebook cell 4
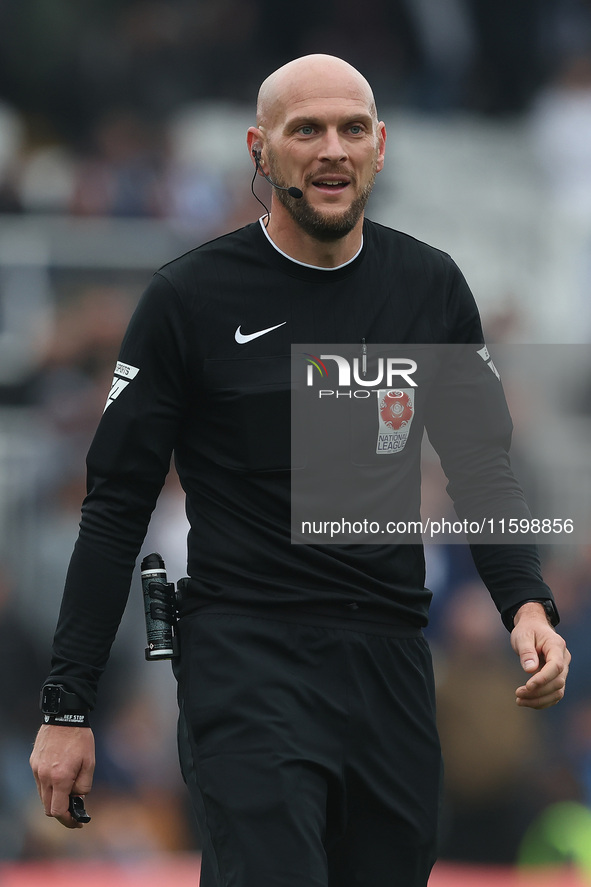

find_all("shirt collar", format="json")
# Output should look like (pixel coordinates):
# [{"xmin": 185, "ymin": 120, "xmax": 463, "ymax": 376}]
[{"xmin": 259, "ymin": 217, "xmax": 364, "ymax": 271}]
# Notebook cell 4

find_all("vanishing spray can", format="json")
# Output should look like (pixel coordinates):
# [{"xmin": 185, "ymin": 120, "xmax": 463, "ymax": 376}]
[{"xmin": 141, "ymin": 552, "xmax": 177, "ymax": 660}]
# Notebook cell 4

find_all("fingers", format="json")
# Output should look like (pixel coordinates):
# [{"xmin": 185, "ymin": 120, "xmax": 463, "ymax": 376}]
[
  {"xmin": 513, "ymin": 631, "xmax": 571, "ymax": 710},
  {"xmin": 31, "ymin": 769, "xmax": 82, "ymax": 828},
  {"xmin": 53, "ymin": 792, "xmax": 85, "ymax": 830},
  {"xmin": 515, "ymin": 685, "xmax": 565, "ymax": 709},
  {"xmin": 515, "ymin": 643, "xmax": 539, "ymax": 674},
  {"xmin": 515, "ymin": 668, "xmax": 567, "ymax": 709}
]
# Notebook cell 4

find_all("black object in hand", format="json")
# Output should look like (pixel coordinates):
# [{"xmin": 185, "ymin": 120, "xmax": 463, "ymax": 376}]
[{"xmin": 69, "ymin": 795, "xmax": 91, "ymax": 823}]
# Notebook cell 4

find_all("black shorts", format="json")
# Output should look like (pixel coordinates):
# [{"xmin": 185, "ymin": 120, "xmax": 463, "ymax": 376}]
[{"xmin": 175, "ymin": 609, "xmax": 442, "ymax": 887}]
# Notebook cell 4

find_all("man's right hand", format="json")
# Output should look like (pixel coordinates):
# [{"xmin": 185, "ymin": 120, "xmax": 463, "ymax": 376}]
[{"xmin": 30, "ymin": 724, "xmax": 95, "ymax": 829}]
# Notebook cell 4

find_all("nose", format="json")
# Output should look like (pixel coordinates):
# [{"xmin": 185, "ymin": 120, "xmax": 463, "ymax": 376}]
[{"xmin": 318, "ymin": 128, "xmax": 348, "ymax": 164}]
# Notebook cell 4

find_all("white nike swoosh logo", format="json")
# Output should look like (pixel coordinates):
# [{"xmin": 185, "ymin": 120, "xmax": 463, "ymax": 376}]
[{"xmin": 235, "ymin": 321, "xmax": 287, "ymax": 344}]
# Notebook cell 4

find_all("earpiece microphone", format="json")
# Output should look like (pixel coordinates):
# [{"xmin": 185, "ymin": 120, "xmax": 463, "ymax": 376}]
[{"xmin": 252, "ymin": 150, "xmax": 303, "ymax": 199}]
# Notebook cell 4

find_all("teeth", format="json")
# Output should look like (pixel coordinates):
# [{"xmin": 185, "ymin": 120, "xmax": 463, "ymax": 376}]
[{"xmin": 319, "ymin": 180, "xmax": 345, "ymax": 186}]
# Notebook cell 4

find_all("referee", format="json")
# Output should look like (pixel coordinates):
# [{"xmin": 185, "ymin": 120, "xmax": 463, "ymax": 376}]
[{"xmin": 30, "ymin": 54, "xmax": 570, "ymax": 887}]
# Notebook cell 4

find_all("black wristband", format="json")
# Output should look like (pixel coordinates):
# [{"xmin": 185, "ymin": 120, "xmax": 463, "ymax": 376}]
[
  {"xmin": 502, "ymin": 598, "xmax": 559, "ymax": 632},
  {"xmin": 40, "ymin": 683, "xmax": 90, "ymax": 717},
  {"xmin": 42, "ymin": 713, "xmax": 91, "ymax": 728}
]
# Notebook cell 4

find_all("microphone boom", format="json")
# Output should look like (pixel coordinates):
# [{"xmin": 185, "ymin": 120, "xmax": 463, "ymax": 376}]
[{"xmin": 253, "ymin": 150, "xmax": 303, "ymax": 199}]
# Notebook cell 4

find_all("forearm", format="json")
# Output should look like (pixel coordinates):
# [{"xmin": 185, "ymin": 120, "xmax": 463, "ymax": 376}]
[
  {"xmin": 47, "ymin": 535, "xmax": 140, "ymax": 709},
  {"xmin": 46, "ymin": 460, "xmax": 167, "ymax": 708}
]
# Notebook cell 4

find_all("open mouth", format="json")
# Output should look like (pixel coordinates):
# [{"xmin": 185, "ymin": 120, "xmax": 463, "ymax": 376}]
[{"xmin": 311, "ymin": 178, "xmax": 351, "ymax": 194}]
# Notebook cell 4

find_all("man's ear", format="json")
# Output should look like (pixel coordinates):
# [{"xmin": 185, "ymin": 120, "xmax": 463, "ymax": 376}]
[
  {"xmin": 247, "ymin": 127, "xmax": 264, "ymax": 167},
  {"xmin": 375, "ymin": 121, "xmax": 387, "ymax": 174}
]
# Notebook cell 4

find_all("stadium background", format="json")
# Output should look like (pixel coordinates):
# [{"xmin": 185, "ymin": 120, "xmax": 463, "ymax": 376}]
[{"xmin": 2, "ymin": 1, "xmax": 591, "ymax": 883}]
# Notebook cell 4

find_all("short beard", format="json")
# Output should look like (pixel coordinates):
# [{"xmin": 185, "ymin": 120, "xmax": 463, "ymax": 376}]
[{"xmin": 267, "ymin": 156, "xmax": 377, "ymax": 242}]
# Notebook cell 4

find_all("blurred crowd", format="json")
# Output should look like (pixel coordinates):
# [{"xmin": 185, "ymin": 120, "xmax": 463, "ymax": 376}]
[
  {"xmin": 1, "ymin": 1, "xmax": 591, "ymax": 225},
  {"xmin": 2, "ymin": 0, "xmax": 591, "ymax": 875}
]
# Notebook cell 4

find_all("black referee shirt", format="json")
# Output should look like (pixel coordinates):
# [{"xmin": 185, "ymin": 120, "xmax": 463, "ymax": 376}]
[{"xmin": 48, "ymin": 218, "xmax": 552, "ymax": 707}]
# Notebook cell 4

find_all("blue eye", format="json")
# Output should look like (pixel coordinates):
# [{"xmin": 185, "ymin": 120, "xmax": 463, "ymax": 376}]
[
  {"xmin": 299, "ymin": 125, "xmax": 314, "ymax": 135},
  {"xmin": 350, "ymin": 125, "xmax": 363, "ymax": 134}
]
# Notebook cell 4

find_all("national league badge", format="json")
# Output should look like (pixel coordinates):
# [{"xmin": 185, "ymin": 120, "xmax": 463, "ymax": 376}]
[{"xmin": 376, "ymin": 389, "xmax": 415, "ymax": 454}]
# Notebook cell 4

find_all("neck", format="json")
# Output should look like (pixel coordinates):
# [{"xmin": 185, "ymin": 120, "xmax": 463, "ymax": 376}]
[{"xmin": 265, "ymin": 202, "xmax": 364, "ymax": 268}]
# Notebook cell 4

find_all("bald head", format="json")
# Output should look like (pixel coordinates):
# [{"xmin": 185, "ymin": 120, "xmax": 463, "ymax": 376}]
[{"xmin": 256, "ymin": 54, "xmax": 377, "ymax": 131}]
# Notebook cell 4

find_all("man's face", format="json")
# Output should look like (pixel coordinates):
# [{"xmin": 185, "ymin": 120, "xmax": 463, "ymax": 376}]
[{"xmin": 263, "ymin": 87, "xmax": 386, "ymax": 242}]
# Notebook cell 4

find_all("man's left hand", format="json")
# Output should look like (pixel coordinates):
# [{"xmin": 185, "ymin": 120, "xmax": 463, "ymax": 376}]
[{"xmin": 511, "ymin": 601, "xmax": 570, "ymax": 709}]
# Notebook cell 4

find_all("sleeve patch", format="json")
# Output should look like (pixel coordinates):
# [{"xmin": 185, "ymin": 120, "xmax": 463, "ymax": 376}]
[
  {"xmin": 104, "ymin": 362, "xmax": 140, "ymax": 411},
  {"xmin": 477, "ymin": 344, "xmax": 500, "ymax": 380}
]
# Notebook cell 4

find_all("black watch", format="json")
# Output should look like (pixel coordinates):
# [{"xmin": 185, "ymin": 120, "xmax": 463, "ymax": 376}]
[
  {"xmin": 40, "ymin": 684, "xmax": 89, "ymax": 716},
  {"xmin": 503, "ymin": 599, "xmax": 559, "ymax": 632}
]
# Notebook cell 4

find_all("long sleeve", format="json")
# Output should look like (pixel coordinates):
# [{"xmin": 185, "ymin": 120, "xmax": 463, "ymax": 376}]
[
  {"xmin": 46, "ymin": 273, "xmax": 190, "ymax": 708},
  {"xmin": 425, "ymin": 264, "xmax": 554, "ymax": 623}
]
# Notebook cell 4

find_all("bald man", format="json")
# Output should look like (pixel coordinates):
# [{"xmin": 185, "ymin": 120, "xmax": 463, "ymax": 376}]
[{"xmin": 31, "ymin": 55, "xmax": 569, "ymax": 886}]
